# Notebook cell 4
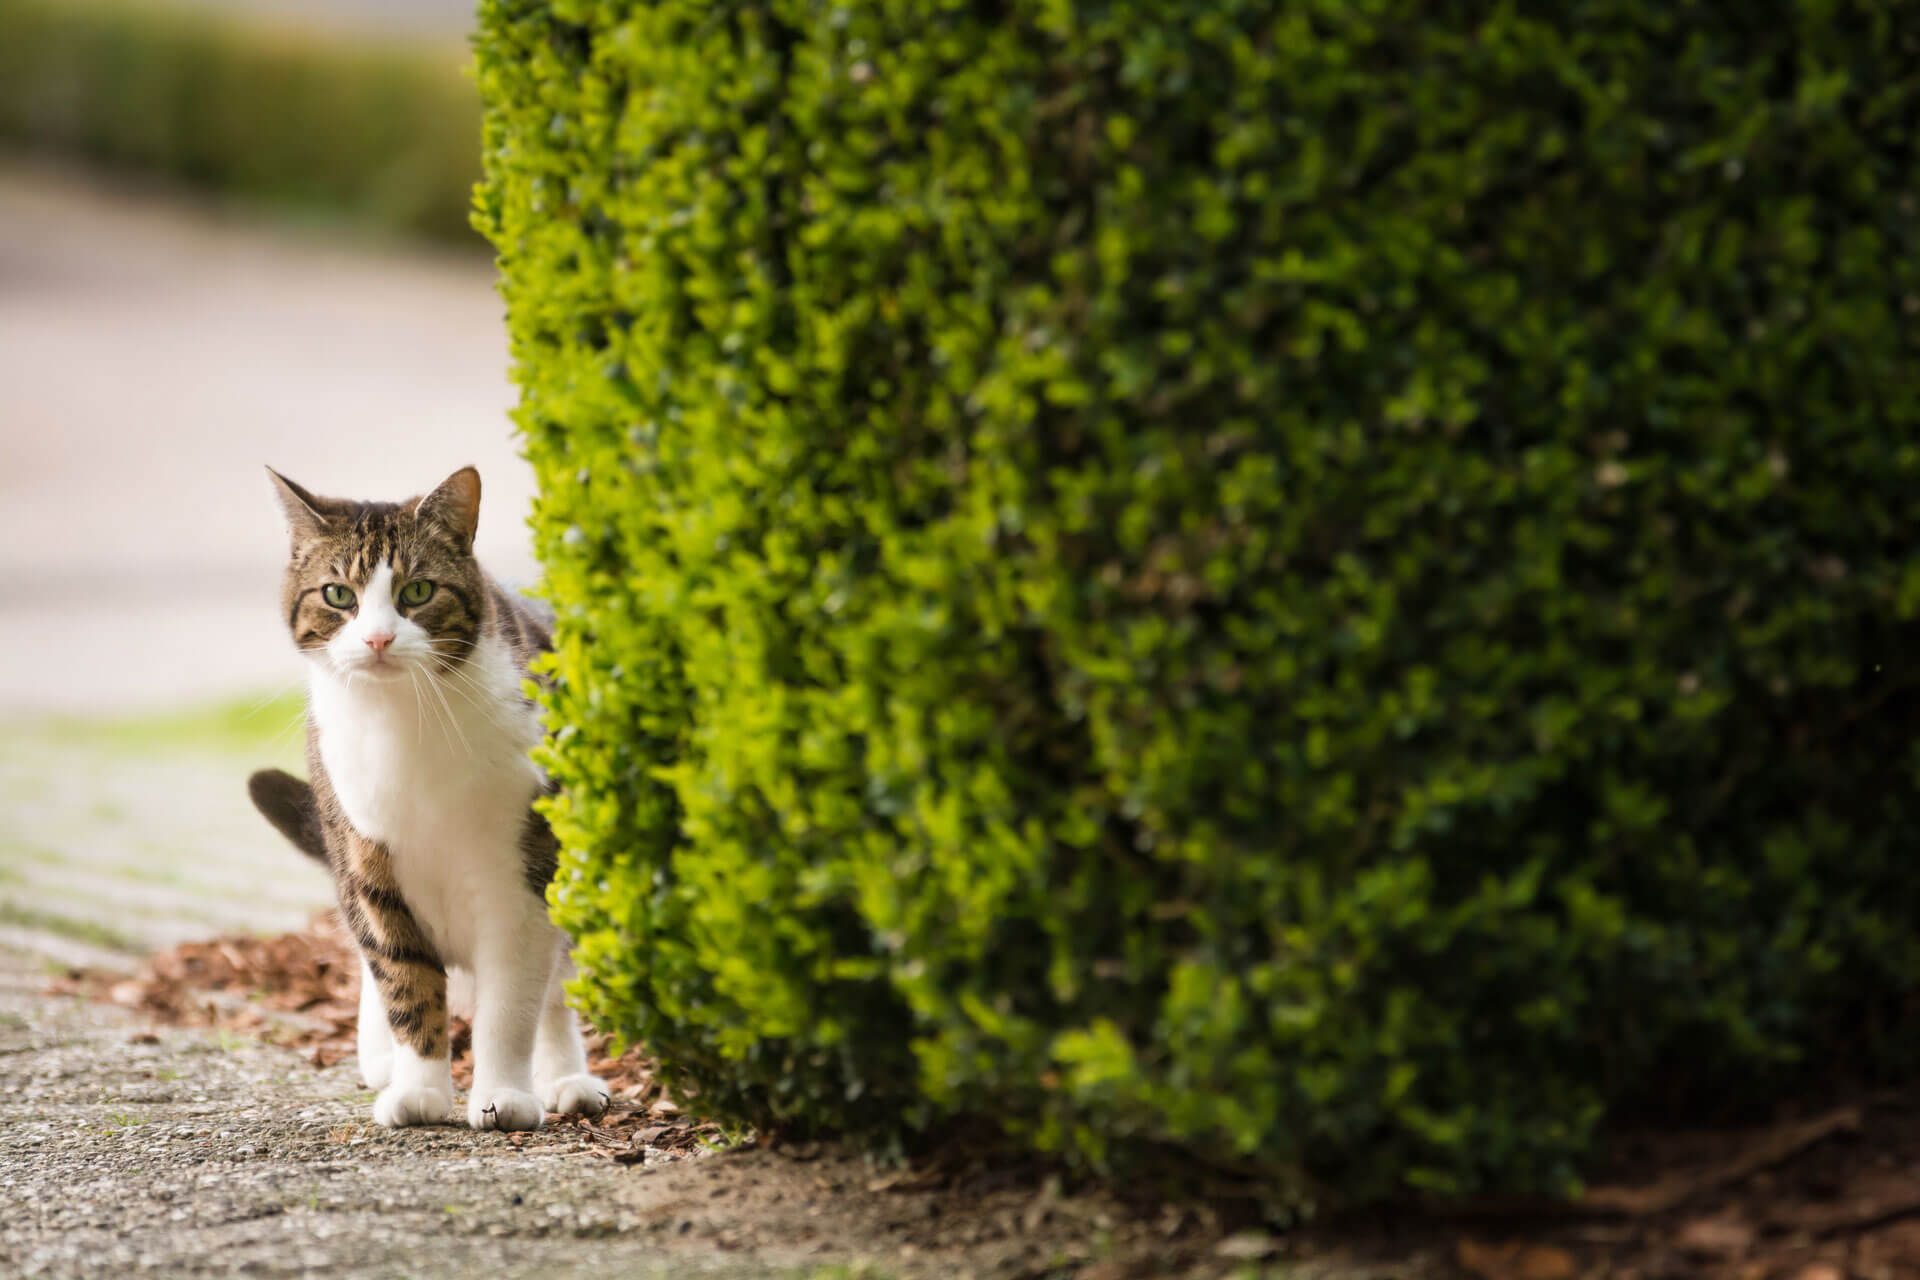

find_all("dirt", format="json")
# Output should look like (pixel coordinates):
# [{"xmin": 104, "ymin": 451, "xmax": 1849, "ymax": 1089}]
[{"xmin": 1429, "ymin": 1101, "xmax": 1920, "ymax": 1280}]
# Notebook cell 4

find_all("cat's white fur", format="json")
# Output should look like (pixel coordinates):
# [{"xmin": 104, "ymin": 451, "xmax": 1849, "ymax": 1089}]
[{"xmin": 306, "ymin": 563, "xmax": 606, "ymax": 1130}]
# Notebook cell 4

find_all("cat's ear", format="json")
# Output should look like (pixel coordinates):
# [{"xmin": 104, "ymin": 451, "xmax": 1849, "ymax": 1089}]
[
  {"xmin": 418, "ymin": 466, "xmax": 481, "ymax": 550},
  {"xmin": 266, "ymin": 467, "xmax": 332, "ymax": 544}
]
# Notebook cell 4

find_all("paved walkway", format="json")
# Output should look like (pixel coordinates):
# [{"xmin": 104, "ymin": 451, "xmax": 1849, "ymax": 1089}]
[
  {"xmin": 0, "ymin": 162, "xmax": 536, "ymax": 717},
  {"xmin": 0, "ymin": 948, "xmax": 799, "ymax": 1280},
  {"xmin": 161, "ymin": 0, "xmax": 475, "ymax": 40}
]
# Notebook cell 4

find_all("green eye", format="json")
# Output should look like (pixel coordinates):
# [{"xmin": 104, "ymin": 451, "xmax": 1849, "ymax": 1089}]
[
  {"xmin": 399, "ymin": 579, "xmax": 435, "ymax": 607},
  {"xmin": 321, "ymin": 583, "xmax": 356, "ymax": 609}
]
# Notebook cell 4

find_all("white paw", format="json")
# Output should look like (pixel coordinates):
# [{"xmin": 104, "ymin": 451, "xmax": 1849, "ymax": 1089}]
[
  {"xmin": 539, "ymin": 1073, "xmax": 610, "ymax": 1118},
  {"xmin": 372, "ymin": 1083, "xmax": 451, "ymax": 1128},
  {"xmin": 359, "ymin": 1051, "xmax": 393, "ymax": 1091},
  {"xmin": 469, "ymin": 1086, "xmax": 545, "ymax": 1132}
]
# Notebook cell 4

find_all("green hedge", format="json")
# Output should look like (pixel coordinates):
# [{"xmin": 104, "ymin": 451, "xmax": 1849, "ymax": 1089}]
[
  {"xmin": 478, "ymin": 0, "xmax": 1920, "ymax": 1206},
  {"xmin": 0, "ymin": 0, "xmax": 480, "ymax": 242}
]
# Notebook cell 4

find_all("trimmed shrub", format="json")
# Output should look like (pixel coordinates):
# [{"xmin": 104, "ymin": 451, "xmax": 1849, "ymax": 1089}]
[
  {"xmin": 0, "ymin": 0, "xmax": 480, "ymax": 242},
  {"xmin": 478, "ymin": 0, "xmax": 1920, "ymax": 1205}
]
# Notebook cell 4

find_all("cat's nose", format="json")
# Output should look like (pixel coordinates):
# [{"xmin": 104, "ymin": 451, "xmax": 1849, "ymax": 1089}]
[{"xmin": 364, "ymin": 631, "xmax": 395, "ymax": 657}]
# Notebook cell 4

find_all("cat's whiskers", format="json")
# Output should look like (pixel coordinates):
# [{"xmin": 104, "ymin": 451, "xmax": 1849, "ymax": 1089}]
[
  {"xmin": 236, "ymin": 675, "xmax": 305, "ymax": 721},
  {"xmin": 266, "ymin": 705, "xmax": 308, "ymax": 754},
  {"xmin": 420, "ymin": 663, "xmax": 473, "ymax": 758},
  {"xmin": 425, "ymin": 641, "xmax": 542, "ymax": 715},
  {"xmin": 422, "ymin": 664, "xmax": 519, "ymax": 742},
  {"xmin": 396, "ymin": 658, "xmax": 462, "ymax": 758},
  {"xmin": 405, "ymin": 664, "xmax": 426, "ymax": 748}
]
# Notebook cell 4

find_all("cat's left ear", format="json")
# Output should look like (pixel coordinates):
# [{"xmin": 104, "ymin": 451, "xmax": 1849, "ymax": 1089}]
[
  {"xmin": 266, "ymin": 467, "xmax": 332, "ymax": 545},
  {"xmin": 419, "ymin": 466, "xmax": 481, "ymax": 550}
]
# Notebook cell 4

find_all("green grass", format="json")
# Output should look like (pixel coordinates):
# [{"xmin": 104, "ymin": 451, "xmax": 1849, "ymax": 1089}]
[
  {"xmin": 0, "ymin": 900, "xmax": 139, "ymax": 953},
  {"xmin": 29, "ymin": 690, "xmax": 307, "ymax": 767}
]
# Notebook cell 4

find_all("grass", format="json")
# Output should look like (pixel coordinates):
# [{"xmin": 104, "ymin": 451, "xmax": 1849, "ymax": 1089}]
[
  {"xmin": 30, "ymin": 689, "xmax": 308, "ymax": 765},
  {"xmin": 0, "ymin": 900, "xmax": 139, "ymax": 953}
]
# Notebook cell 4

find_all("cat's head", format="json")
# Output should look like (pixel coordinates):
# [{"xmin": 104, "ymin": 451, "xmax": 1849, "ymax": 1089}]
[{"xmin": 267, "ymin": 466, "xmax": 487, "ymax": 682}]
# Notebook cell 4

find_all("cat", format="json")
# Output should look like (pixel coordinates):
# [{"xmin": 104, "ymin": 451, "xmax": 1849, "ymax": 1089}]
[{"xmin": 247, "ymin": 465, "xmax": 608, "ymax": 1132}]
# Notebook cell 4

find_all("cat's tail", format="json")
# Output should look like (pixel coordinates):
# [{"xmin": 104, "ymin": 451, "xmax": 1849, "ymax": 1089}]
[{"xmin": 247, "ymin": 769, "xmax": 328, "ymax": 865}]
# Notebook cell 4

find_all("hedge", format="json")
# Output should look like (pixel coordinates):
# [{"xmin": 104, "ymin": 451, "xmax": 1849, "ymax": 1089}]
[
  {"xmin": 477, "ymin": 0, "xmax": 1920, "ymax": 1207},
  {"xmin": 0, "ymin": 0, "xmax": 480, "ymax": 243}
]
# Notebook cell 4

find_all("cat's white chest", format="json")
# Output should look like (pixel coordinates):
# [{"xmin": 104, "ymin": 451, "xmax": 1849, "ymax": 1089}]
[{"xmin": 309, "ymin": 635, "xmax": 544, "ymax": 962}]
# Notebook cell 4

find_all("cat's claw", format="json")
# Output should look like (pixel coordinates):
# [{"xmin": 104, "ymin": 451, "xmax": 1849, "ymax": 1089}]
[
  {"xmin": 540, "ymin": 1073, "xmax": 611, "ymax": 1118},
  {"xmin": 469, "ymin": 1086, "xmax": 545, "ymax": 1132},
  {"xmin": 372, "ymin": 1083, "xmax": 451, "ymax": 1127}
]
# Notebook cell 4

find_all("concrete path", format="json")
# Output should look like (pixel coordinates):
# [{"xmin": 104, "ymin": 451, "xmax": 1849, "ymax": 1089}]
[
  {"xmin": 0, "ymin": 161, "xmax": 536, "ymax": 717},
  {"xmin": 0, "ymin": 702, "xmax": 332, "ymax": 964},
  {"xmin": 0, "ymin": 947, "xmax": 804, "ymax": 1280},
  {"xmin": 158, "ymin": 0, "xmax": 476, "ymax": 41}
]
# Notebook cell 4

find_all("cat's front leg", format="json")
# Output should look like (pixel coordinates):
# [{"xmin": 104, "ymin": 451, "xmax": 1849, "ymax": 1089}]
[
  {"xmin": 466, "ymin": 923, "xmax": 554, "ymax": 1132},
  {"xmin": 361, "ymin": 949, "xmax": 454, "ymax": 1126},
  {"xmin": 340, "ymin": 854, "xmax": 453, "ymax": 1127},
  {"xmin": 355, "ymin": 956, "xmax": 394, "ymax": 1090},
  {"xmin": 534, "ymin": 947, "xmax": 610, "ymax": 1119}
]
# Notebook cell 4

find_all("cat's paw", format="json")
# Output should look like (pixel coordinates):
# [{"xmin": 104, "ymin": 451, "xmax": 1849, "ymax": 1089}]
[
  {"xmin": 469, "ymin": 1087, "xmax": 545, "ymax": 1132},
  {"xmin": 539, "ymin": 1073, "xmax": 610, "ymax": 1119},
  {"xmin": 372, "ymin": 1083, "xmax": 451, "ymax": 1128}
]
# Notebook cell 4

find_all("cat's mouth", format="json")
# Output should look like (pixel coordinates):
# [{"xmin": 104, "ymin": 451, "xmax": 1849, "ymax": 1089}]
[{"xmin": 339, "ymin": 655, "xmax": 409, "ymax": 680}]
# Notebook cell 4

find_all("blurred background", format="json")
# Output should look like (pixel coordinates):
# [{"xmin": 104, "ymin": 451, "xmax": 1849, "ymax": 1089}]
[{"xmin": 0, "ymin": 0, "xmax": 519, "ymax": 963}]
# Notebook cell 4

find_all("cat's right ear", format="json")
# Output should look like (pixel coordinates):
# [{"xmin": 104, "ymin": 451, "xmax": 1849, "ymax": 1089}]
[{"xmin": 266, "ymin": 467, "xmax": 331, "ymax": 545}]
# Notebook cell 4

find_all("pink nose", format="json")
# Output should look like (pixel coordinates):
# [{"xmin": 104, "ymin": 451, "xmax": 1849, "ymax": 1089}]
[{"xmin": 364, "ymin": 632, "xmax": 395, "ymax": 656}]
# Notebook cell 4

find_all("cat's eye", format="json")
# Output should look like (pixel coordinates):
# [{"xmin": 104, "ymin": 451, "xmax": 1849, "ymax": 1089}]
[
  {"xmin": 321, "ymin": 583, "xmax": 356, "ymax": 610},
  {"xmin": 399, "ymin": 579, "xmax": 436, "ymax": 607}
]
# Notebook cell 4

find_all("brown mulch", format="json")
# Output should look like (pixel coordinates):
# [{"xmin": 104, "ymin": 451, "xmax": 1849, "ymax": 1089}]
[
  {"xmin": 46, "ymin": 909, "xmax": 722, "ymax": 1162},
  {"xmin": 44, "ymin": 916, "xmax": 1920, "ymax": 1279}
]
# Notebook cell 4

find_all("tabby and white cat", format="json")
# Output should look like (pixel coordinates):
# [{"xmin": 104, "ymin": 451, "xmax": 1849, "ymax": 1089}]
[{"xmin": 247, "ymin": 466, "xmax": 607, "ymax": 1132}]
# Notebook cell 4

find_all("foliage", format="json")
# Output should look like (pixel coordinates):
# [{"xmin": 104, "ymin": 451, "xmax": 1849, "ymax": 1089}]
[
  {"xmin": 477, "ymin": 0, "xmax": 1920, "ymax": 1206},
  {"xmin": 0, "ymin": 0, "xmax": 479, "ymax": 242}
]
